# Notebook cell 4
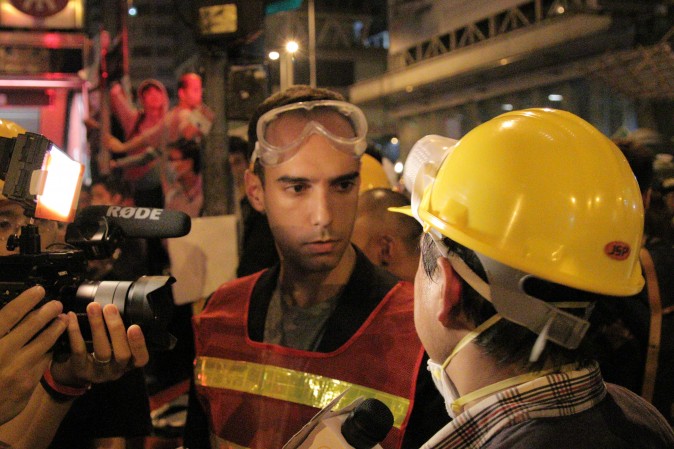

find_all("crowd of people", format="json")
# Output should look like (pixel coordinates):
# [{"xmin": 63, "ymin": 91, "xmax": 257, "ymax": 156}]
[{"xmin": 0, "ymin": 70, "xmax": 673, "ymax": 449}]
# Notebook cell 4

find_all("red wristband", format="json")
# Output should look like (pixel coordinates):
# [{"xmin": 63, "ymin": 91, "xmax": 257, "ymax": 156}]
[{"xmin": 41, "ymin": 363, "xmax": 90, "ymax": 402}]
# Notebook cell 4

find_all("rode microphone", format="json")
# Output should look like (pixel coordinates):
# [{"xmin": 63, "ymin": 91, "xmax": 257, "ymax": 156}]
[
  {"xmin": 294, "ymin": 398, "xmax": 394, "ymax": 449},
  {"xmin": 73, "ymin": 206, "xmax": 191, "ymax": 239}
]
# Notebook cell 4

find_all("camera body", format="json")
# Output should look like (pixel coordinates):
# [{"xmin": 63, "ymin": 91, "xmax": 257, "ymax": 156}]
[
  {"xmin": 0, "ymin": 132, "xmax": 190, "ymax": 352},
  {"xmin": 0, "ymin": 242, "xmax": 88, "ymax": 310}
]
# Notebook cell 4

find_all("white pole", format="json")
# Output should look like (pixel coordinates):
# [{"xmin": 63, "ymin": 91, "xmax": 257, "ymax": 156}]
[
  {"xmin": 280, "ymin": 51, "xmax": 294, "ymax": 91},
  {"xmin": 308, "ymin": 0, "xmax": 317, "ymax": 87}
]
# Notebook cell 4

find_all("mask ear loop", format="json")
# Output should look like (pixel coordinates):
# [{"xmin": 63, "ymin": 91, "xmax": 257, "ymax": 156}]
[{"xmin": 530, "ymin": 316, "xmax": 553, "ymax": 362}]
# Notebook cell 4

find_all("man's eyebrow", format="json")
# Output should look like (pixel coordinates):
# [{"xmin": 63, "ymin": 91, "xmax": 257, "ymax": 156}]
[
  {"xmin": 330, "ymin": 171, "xmax": 359, "ymax": 185},
  {"xmin": 274, "ymin": 171, "xmax": 360, "ymax": 185},
  {"xmin": 275, "ymin": 175, "xmax": 311, "ymax": 184}
]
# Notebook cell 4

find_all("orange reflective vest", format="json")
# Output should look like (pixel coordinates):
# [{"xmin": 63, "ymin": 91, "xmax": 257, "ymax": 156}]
[{"xmin": 193, "ymin": 271, "xmax": 424, "ymax": 449}]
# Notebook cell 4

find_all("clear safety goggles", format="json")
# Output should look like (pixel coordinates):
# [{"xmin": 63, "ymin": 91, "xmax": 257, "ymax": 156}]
[{"xmin": 252, "ymin": 100, "xmax": 368, "ymax": 167}]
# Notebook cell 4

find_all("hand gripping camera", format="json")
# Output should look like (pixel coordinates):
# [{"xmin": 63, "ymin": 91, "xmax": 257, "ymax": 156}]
[{"xmin": 0, "ymin": 132, "xmax": 191, "ymax": 352}]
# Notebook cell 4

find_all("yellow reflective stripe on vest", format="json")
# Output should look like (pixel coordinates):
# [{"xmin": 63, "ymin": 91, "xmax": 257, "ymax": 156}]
[{"xmin": 195, "ymin": 356, "xmax": 410, "ymax": 428}]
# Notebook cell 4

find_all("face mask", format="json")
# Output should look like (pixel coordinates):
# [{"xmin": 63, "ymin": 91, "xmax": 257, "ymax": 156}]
[
  {"xmin": 427, "ymin": 315, "xmax": 501, "ymax": 418},
  {"xmin": 428, "ymin": 314, "xmax": 564, "ymax": 419},
  {"xmin": 427, "ymin": 357, "xmax": 461, "ymax": 418}
]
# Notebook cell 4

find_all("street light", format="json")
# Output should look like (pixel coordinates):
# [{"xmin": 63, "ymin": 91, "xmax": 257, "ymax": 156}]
[{"xmin": 280, "ymin": 40, "xmax": 298, "ymax": 91}]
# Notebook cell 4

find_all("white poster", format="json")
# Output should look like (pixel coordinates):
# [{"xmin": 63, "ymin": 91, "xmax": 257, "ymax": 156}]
[{"xmin": 167, "ymin": 214, "xmax": 239, "ymax": 305}]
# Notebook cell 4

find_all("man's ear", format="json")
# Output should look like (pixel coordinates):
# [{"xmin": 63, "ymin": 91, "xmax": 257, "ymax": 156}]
[
  {"xmin": 244, "ymin": 170, "xmax": 265, "ymax": 213},
  {"xmin": 378, "ymin": 235, "xmax": 395, "ymax": 266},
  {"xmin": 436, "ymin": 257, "xmax": 462, "ymax": 326}
]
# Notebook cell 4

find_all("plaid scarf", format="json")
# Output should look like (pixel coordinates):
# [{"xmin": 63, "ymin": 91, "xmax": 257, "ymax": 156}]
[{"xmin": 422, "ymin": 362, "xmax": 606, "ymax": 449}]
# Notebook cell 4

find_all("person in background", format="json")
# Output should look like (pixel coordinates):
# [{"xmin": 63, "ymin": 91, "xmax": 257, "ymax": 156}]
[
  {"xmin": 352, "ymin": 187, "xmax": 421, "ymax": 283},
  {"xmin": 87, "ymin": 176, "xmax": 149, "ymax": 281},
  {"xmin": 611, "ymin": 138, "xmax": 674, "ymax": 424},
  {"xmin": 184, "ymin": 85, "xmax": 447, "ymax": 449},
  {"xmin": 228, "ymin": 136, "xmax": 249, "ymax": 211},
  {"xmin": 392, "ymin": 109, "xmax": 674, "ymax": 448},
  {"xmin": 162, "ymin": 139, "xmax": 203, "ymax": 218},
  {"xmin": 106, "ymin": 73, "xmax": 211, "ymax": 276},
  {"xmin": 658, "ymin": 176, "xmax": 674, "ymax": 239},
  {"xmin": 105, "ymin": 72, "xmax": 214, "ymax": 174},
  {"xmin": 108, "ymin": 78, "xmax": 170, "ymax": 209},
  {"xmin": 229, "ymin": 135, "xmax": 279, "ymax": 277}
]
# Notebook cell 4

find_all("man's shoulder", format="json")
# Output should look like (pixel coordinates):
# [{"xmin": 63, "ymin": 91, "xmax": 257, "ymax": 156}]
[{"xmin": 482, "ymin": 386, "xmax": 674, "ymax": 449}]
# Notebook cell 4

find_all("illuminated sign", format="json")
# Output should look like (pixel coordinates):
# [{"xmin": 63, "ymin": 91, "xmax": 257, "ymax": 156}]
[
  {"xmin": 10, "ymin": 0, "xmax": 69, "ymax": 17},
  {"xmin": 0, "ymin": 0, "xmax": 83, "ymax": 29}
]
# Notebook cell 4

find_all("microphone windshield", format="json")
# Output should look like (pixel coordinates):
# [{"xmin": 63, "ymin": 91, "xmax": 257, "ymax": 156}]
[
  {"xmin": 75, "ymin": 206, "xmax": 191, "ymax": 238},
  {"xmin": 341, "ymin": 398, "xmax": 394, "ymax": 449}
]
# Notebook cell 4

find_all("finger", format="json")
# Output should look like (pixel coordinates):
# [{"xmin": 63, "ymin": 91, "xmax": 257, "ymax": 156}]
[
  {"xmin": 19, "ymin": 314, "xmax": 68, "ymax": 364},
  {"xmin": 102, "ymin": 304, "xmax": 131, "ymax": 365},
  {"xmin": 0, "ymin": 286, "xmax": 48, "ymax": 336},
  {"xmin": 48, "ymin": 312, "xmax": 90, "ymax": 387},
  {"xmin": 66, "ymin": 311, "xmax": 88, "ymax": 362},
  {"xmin": 4, "ymin": 299, "xmax": 63, "ymax": 349},
  {"xmin": 127, "ymin": 325, "xmax": 149, "ymax": 368},
  {"xmin": 87, "ymin": 302, "xmax": 112, "ymax": 363}
]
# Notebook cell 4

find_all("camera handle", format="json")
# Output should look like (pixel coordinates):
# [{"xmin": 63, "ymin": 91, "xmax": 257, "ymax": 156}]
[{"xmin": 7, "ymin": 224, "xmax": 41, "ymax": 254}]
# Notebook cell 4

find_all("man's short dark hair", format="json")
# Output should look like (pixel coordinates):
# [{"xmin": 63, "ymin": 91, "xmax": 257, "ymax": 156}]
[
  {"xmin": 420, "ymin": 233, "xmax": 598, "ymax": 371},
  {"xmin": 246, "ymin": 85, "xmax": 346, "ymax": 165}
]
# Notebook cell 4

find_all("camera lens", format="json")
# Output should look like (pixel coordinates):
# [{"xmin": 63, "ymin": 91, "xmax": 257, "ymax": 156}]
[{"xmin": 72, "ymin": 275, "xmax": 176, "ymax": 350}]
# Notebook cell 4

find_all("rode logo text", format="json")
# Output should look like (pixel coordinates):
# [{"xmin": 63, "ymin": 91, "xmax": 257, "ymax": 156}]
[{"xmin": 106, "ymin": 207, "xmax": 162, "ymax": 220}]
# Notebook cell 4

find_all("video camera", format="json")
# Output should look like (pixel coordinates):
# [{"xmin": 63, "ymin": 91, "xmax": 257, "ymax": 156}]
[{"xmin": 0, "ymin": 132, "xmax": 191, "ymax": 353}]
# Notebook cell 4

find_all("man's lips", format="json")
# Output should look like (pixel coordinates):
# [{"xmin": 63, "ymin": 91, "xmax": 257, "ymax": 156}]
[{"xmin": 305, "ymin": 240, "xmax": 339, "ymax": 254}]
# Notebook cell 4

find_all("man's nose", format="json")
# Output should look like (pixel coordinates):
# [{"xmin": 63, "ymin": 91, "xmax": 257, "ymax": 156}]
[{"xmin": 311, "ymin": 189, "xmax": 333, "ymax": 228}]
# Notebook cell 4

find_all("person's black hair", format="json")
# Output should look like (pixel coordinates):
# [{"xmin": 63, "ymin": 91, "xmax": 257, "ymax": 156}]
[
  {"xmin": 229, "ymin": 136, "xmax": 248, "ymax": 160},
  {"xmin": 172, "ymin": 139, "xmax": 201, "ymax": 174},
  {"xmin": 420, "ymin": 233, "xmax": 598, "ymax": 371},
  {"xmin": 92, "ymin": 175, "xmax": 133, "ymax": 200},
  {"xmin": 613, "ymin": 138, "xmax": 655, "ymax": 194},
  {"xmin": 364, "ymin": 143, "xmax": 383, "ymax": 163}
]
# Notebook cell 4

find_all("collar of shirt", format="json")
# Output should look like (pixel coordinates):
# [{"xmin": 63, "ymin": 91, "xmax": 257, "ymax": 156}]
[{"xmin": 422, "ymin": 362, "xmax": 607, "ymax": 449}]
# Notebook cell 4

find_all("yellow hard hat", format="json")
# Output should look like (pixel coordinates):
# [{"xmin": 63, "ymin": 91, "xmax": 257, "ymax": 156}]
[
  {"xmin": 418, "ymin": 108, "xmax": 644, "ymax": 297},
  {"xmin": 360, "ymin": 153, "xmax": 391, "ymax": 193},
  {"xmin": 0, "ymin": 118, "xmax": 26, "ymax": 138}
]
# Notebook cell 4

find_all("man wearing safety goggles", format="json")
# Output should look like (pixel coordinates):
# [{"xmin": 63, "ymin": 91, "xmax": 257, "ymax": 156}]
[{"xmin": 184, "ymin": 86, "xmax": 446, "ymax": 449}]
